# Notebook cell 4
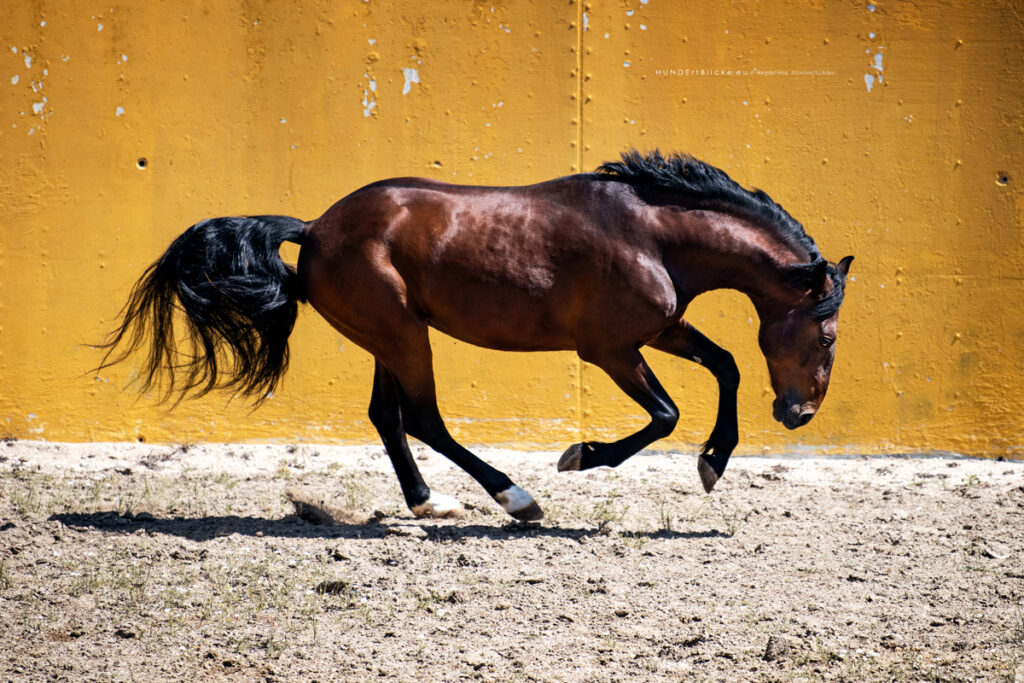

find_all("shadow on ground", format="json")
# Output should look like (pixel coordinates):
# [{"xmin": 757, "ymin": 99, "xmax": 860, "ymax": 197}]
[{"xmin": 50, "ymin": 510, "xmax": 729, "ymax": 543}]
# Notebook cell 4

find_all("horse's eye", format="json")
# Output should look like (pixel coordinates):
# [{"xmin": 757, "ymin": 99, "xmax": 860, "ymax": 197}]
[{"xmin": 818, "ymin": 335, "xmax": 834, "ymax": 349}]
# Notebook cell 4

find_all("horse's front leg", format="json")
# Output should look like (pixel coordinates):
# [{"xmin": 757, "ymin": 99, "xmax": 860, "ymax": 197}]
[
  {"xmin": 557, "ymin": 346, "xmax": 679, "ymax": 472},
  {"xmin": 647, "ymin": 321, "xmax": 740, "ymax": 493}
]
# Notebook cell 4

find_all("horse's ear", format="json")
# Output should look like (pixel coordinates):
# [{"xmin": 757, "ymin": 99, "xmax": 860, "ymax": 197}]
[
  {"xmin": 810, "ymin": 260, "xmax": 829, "ymax": 295},
  {"xmin": 837, "ymin": 255, "xmax": 854, "ymax": 277}
]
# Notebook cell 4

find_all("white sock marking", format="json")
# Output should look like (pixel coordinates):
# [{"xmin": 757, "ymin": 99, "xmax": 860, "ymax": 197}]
[
  {"xmin": 410, "ymin": 492, "xmax": 463, "ymax": 518},
  {"xmin": 495, "ymin": 485, "xmax": 535, "ymax": 514}
]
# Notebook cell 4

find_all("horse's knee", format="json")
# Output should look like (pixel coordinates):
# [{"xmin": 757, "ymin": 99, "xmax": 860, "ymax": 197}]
[
  {"xmin": 651, "ymin": 403, "xmax": 679, "ymax": 439},
  {"xmin": 718, "ymin": 353, "xmax": 740, "ymax": 391}
]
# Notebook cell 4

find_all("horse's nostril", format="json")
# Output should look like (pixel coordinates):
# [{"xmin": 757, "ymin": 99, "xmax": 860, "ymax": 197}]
[{"xmin": 798, "ymin": 412, "xmax": 814, "ymax": 427}]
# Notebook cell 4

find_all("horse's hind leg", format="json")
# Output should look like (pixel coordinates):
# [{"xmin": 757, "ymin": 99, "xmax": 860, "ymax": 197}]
[
  {"xmin": 307, "ymin": 256, "xmax": 541, "ymax": 521},
  {"xmin": 557, "ymin": 346, "xmax": 679, "ymax": 472},
  {"xmin": 369, "ymin": 361, "xmax": 463, "ymax": 518},
  {"xmin": 380, "ymin": 334, "xmax": 544, "ymax": 522}
]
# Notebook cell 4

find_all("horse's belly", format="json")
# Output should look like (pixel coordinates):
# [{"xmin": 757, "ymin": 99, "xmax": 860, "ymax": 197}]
[
  {"xmin": 420, "ymin": 282, "xmax": 577, "ymax": 352},
  {"xmin": 411, "ymin": 250, "xmax": 678, "ymax": 352},
  {"xmin": 428, "ymin": 319, "xmax": 575, "ymax": 353}
]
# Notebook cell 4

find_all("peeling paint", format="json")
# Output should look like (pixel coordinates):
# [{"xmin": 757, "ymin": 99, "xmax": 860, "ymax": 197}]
[
  {"xmin": 402, "ymin": 67, "xmax": 420, "ymax": 95},
  {"xmin": 362, "ymin": 72, "xmax": 377, "ymax": 116},
  {"xmin": 11, "ymin": 75, "xmax": 18, "ymax": 85}
]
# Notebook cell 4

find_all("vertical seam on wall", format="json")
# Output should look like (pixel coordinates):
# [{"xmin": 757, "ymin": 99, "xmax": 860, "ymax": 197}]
[
  {"xmin": 576, "ymin": 0, "xmax": 584, "ymax": 172},
  {"xmin": 575, "ymin": 0, "xmax": 585, "ymax": 441}
]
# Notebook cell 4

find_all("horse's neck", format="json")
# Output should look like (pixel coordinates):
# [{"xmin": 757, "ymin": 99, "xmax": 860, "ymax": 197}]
[{"xmin": 666, "ymin": 210, "xmax": 810, "ymax": 314}]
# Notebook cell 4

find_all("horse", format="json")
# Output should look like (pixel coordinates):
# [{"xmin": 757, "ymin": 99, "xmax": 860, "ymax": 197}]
[{"xmin": 98, "ymin": 150, "xmax": 853, "ymax": 522}]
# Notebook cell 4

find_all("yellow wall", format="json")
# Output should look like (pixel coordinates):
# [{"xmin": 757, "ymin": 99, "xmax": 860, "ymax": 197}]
[{"xmin": 2, "ymin": 1, "xmax": 1022, "ymax": 456}]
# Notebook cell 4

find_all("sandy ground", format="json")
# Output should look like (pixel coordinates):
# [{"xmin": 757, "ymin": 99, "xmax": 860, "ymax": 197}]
[{"xmin": 1, "ymin": 440, "xmax": 1023, "ymax": 682}]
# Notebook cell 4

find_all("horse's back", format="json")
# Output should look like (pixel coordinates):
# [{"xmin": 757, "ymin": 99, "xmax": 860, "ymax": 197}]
[{"xmin": 299, "ymin": 175, "xmax": 680, "ymax": 352}]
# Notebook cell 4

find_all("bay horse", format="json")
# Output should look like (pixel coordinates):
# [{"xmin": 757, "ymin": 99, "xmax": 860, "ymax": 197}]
[{"xmin": 99, "ymin": 150, "xmax": 853, "ymax": 522}]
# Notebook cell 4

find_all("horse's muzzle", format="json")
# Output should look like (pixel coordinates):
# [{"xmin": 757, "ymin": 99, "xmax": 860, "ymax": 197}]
[{"xmin": 773, "ymin": 399, "xmax": 815, "ymax": 430}]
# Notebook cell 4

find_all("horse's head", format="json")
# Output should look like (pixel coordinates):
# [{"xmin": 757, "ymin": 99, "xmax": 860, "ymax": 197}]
[{"xmin": 758, "ymin": 255, "xmax": 854, "ymax": 430}]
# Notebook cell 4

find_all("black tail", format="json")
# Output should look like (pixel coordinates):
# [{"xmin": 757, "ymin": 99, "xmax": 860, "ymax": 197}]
[{"xmin": 97, "ymin": 215, "xmax": 307, "ymax": 403}]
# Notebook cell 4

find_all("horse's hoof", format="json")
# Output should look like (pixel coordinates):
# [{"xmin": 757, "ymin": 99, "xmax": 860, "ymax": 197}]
[
  {"xmin": 558, "ymin": 443, "xmax": 584, "ymax": 472},
  {"xmin": 509, "ymin": 500, "xmax": 545, "ymax": 522},
  {"xmin": 697, "ymin": 456, "xmax": 719, "ymax": 493},
  {"xmin": 410, "ymin": 492, "xmax": 464, "ymax": 519},
  {"xmin": 495, "ymin": 485, "xmax": 544, "ymax": 521}
]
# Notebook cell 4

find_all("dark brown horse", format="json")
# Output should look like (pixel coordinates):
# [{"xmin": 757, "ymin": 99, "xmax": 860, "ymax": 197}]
[{"xmin": 99, "ymin": 150, "xmax": 853, "ymax": 522}]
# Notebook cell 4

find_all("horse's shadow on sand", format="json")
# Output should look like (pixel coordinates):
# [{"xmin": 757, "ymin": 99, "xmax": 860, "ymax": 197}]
[{"xmin": 49, "ymin": 510, "xmax": 729, "ymax": 544}]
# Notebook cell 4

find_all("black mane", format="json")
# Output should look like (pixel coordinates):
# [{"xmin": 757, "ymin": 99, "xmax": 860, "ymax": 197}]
[
  {"xmin": 597, "ymin": 149, "xmax": 819, "ymax": 259},
  {"xmin": 598, "ymin": 149, "xmax": 844, "ymax": 320}
]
